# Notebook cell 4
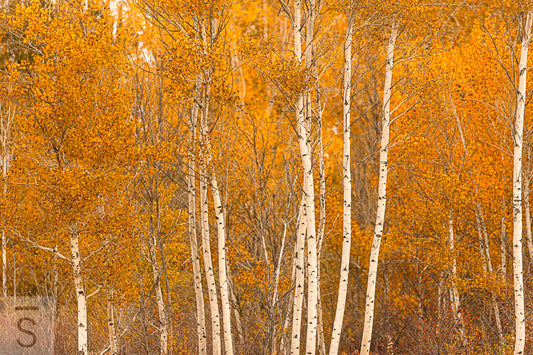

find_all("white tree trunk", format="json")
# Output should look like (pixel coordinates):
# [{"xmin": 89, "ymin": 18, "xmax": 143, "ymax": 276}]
[
  {"xmin": 1, "ymin": 102, "xmax": 13, "ymax": 300},
  {"xmin": 211, "ymin": 174, "xmax": 234, "ymax": 355},
  {"xmin": 329, "ymin": 15, "xmax": 353, "ymax": 355},
  {"xmin": 107, "ymin": 290, "xmax": 119, "ymax": 355},
  {"xmin": 188, "ymin": 78, "xmax": 208, "ymax": 355},
  {"xmin": 292, "ymin": 1, "xmax": 319, "ymax": 352},
  {"xmin": 290, "ymin": 200, "xmax": 307, "ymax": 354},
  {"xmin": 446, "ymin": 212, "xmax": 466, "ymax": 346},
  {"xmin": 512, "ymin": 12, "xmax": 532, "ymax": 355},
  {"xmin": 199, "ymin": 168, "xmax": 222, "ymax": 355},
  {"xmin": 69, "ymin": 224, "xmax": 88, "ymax": 355},
  {"xmin": 360, "ymin": 20, "xmax": 398, "ymax": 355}
]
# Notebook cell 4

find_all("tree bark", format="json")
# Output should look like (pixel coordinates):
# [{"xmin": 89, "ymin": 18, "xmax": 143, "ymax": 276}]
[
  {"xmin": 360, "ymin": 20, "xmax": 398, "ymax": 355},
  {"xmin": 211, "ymin": 174, "xmax": 234, "ymax": 355},
  {"xmin": 446, "ymin": 212, "xmax": 466, "ymax": 347},
  {"xmin": 188, "ymin": 75, "xmax": 207, "ymax": 355},
  {"xmin": 107, "ymin": 290, "xmax": 119, "ymax": 355},
  {"xmin": 512, "ymin": 12, "xmax": 532, "ymax": 355},
  {"xmin": 69, "ymin": 224, "xmax": 88, "ymax": 355},
  {"xmin": 295, "ymin": 0, "xmax": 319, "ymax": 352},
  {"xmin": 290, "ymin": 200, "xmax": 307, "ymax": 354},
  {"xmin": 199, "ymin": 166, "xmax": 222, "ymax": 355},
  {"xmin": 329, "ymin": 14, "xmax": 353, "ymax": 355}
]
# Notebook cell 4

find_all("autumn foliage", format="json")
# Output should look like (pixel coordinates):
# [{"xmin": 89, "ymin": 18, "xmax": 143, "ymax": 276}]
[{"xmin": 2, "ymin": 0, "xmax": 533, "ymax": 354}]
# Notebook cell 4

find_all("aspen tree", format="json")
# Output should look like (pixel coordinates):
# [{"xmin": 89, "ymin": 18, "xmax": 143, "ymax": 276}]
[
  {"xmin": 446, "ymin": 212, "xmax": 466, "ymax": 346},
  {"xmin": 329, "ymin": 9, "xmax": 354, "ymax": 355},
  {"xmin": 188, "ymin": 72, "xmax": 207, "ymax": 354},
  {"xmin": 293, "ymin": 0, "xmax": 319, "ymax": 352},
  {"xmin": 0, "ymin": 101, "xmax": 13, "ymax": 299},
  {"xmin": 360, "ymin": 19, "xmax": 398, "ymax": 355},
  {"xmin": 290, "ymin": 200, "xmax": 307, "ymax": 354},
  {"xmin": 198, "ymin": 146, "xmax": 222, "ymax": 355},
  {"xmin": 69, "ymin": 223, "xmax": 88, "ymax": 355},
  {"xmin": 211, "ymin": 173, "xmax": 234, "ymax": 355},
  {"xmin": 199, "ymin": 8, "xmax": 235, "ymax": 353},
  {"xmin": 512, "ymin": 11, "xmax": 533, "ymax": 355},
  {"xmin": 107, "ymin": 290, "xmax": 119, "ymax": 355}
]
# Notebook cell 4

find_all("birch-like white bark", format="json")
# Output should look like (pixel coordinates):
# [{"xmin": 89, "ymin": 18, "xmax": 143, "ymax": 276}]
[
  {"xmin": 1, "ymin": 102, "xmax": 13, "ymax": 299},
  {"xmin": 512, "ymin": 12, "xmax": 533, "ymax": 355},
  {"xmin": 446, "ymin": 212, "xmax": 466, "ymax": 346},
  {"xmin": 290, "ymin": 200, "xmax": 307, "ymax": 354},
  {"xmin": 107, "ymin": 290, "xmax": 119, "ymax": 355},
  {"xmin": 360, "ymin": 20, "xmax": 398, "ymax": 355},
  {"xmin": 211, "ymin": 174, "xmax": 234, "ymax": 355},
  {"xmin": 69, "ymin": 224, "xmax": 88, "ymax": 355},
  {"xmin": 187, "ymin": 162, "xmax": 207, "ymax": 355},
  {"xmin": 329, "ymin": 15, "xmax": 353, "ymax": 355},
  {"xmin": 188, "ymin": 72, "xmax": 207, "ymax": 355},
  {"xmin": 199, "ymin": 167, "xmax": 222, "ymax": 355},
  {"xmin": 292, "ymin": 0, "xmax": 319, "ymax": 352}
]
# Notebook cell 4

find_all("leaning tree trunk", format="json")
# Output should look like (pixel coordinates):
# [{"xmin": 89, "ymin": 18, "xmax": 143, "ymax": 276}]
[
  {"xmin": 211, "ymin": 174, "xmax": 234, "ymax": 355},
  {"xmin": 69, "ymin": 224, "xmax": 88, "ymax": 355},
  {"xmin": 329, "ymin": 14, "xmax": 353, "ymax": 355},
  {"xmin": 360, "ymin": 20, "xmax": 398, "ymax": 355},
  {"xmin": 512, "ymin": 12, "xmax": 532, "ymax": 355}
]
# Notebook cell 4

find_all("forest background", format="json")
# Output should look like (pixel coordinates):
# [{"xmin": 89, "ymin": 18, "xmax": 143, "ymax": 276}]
[{"xmin": 1, "ymin": 0, "xmax": 533, "ymax": 354}]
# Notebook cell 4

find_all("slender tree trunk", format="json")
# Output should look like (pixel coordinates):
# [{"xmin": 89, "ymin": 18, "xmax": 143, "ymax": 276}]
[
  {"xmin": 294, "ymin": 0, "xmax": 319, "ymax": 351},
  {"xmin": 446, "ymin": 212, "xmax": 466, "ymax": 346},
  {"xmin": 1, "ymin": 102, "xmax": 13, "ymax": 300},
  {"xmin": 107, "ymin": 290, "xmax": 119, "ymax": 355},
  {"xmin": 290, "ymin": 200, "xmax": 307, "ymax": 354},
  {"xmin": 199, "ymin": 166, "xmax": 222, "ymax": 355},
  {"xmin": 329, "ymin": 15, "xmax": 353, "ymax": 355},
  {"xmin": 360, "ymin": 20, "xmax": 398, "ymax": 355},
  {"xmin": 188, "ymin": 76, "xmax": 208, "ymax": 355},
  {"xmin": 69, "ymin": 224, "xmax": 88, "ymax": 355},
  {"xmin": 512, "ymin": 12, "xmax": 532, "ymax": 355},
  {"xmin": 211, "ymin": 174, "xmax": 234, "ymax": 355}
]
